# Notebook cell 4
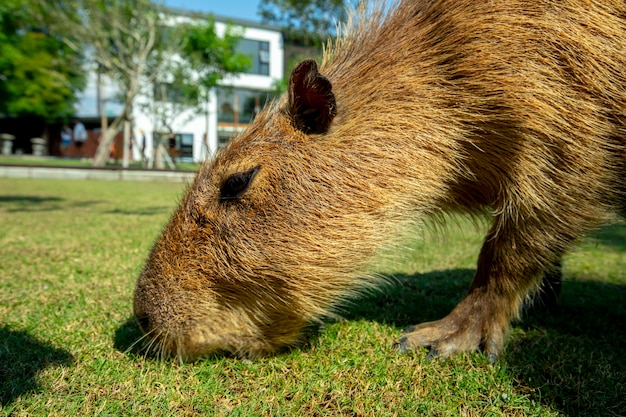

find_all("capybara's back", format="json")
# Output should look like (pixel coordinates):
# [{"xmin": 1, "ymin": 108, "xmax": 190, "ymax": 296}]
[{"xmin": 134, "ymin": 0, "xmax": 626, "ymax": 361}]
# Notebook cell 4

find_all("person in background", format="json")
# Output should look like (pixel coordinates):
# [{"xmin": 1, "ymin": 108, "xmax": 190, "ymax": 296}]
[
  {"xmin": 141, "ymin": 129, "xmax": 147, "ymax": 166},
  {"xmin": 73, "ymin": 118, "xmax": 87, "ymax": 157},
  {"xmin": 60, "ymin": 125, "xmax": 72, "ymax": 157}
]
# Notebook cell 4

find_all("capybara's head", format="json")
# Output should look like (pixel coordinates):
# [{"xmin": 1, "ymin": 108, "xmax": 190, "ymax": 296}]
[{"xmin": 133, "ymin": 60, "xmax": 428, "ymax": 360}]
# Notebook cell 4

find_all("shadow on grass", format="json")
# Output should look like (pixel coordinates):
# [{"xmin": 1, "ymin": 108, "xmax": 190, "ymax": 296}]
[
  {"xmin": 103, "ymin": 206, "xmax": 173, "ymax": 216},
  {"xmin": 0, "ymin": 195, "xmax": 106, "ymax": 213},
  {"xmin": 344, "ymin": 268, "xmax": 626, "ymax": 416},
  {"xmin": 587, "ymin": 221, "xmax": 626, "ymax": 252},
  {"xmin": 113, "ymin": 317, "xmax": 145, "ymax": 356},
  {"xmin": 509, "ymin": 278, "xmax": 626, "ymax": 416},
  {"xmin": 343, "ymin": 269, "xmax": 473, "ymax": 327},
  {"xmin": 0, "ymin": 196, "xmax": 64, "ymax": 204},
  {"xmin": 0, "ymin": 195, "xmax": 65, "ymax": 212},
  {"xmin": 0, "ymin": 326, "xmax": 74, "ymax": 407}
]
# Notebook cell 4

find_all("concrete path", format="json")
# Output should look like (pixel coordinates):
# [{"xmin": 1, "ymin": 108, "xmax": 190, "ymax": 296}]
[{"xmin": 0, "ymin": 164, "xmax": 196, "ymax": 183}]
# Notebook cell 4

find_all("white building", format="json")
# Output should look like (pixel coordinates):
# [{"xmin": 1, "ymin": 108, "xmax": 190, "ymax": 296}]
[{"xmin": 75, "ymin": 10, "xmax": 284, "ymax": 164}]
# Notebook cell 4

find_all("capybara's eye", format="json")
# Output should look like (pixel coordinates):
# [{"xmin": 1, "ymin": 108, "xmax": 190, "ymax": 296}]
[{"xmin": 219, "ymin": 167, "xmax": 260, "ymax": 201}]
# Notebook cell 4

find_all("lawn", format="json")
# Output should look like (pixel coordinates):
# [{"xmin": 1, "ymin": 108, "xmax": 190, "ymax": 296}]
[{"xmin": 0, "ymin": 177, "xmax": 624, "ymax": 416}]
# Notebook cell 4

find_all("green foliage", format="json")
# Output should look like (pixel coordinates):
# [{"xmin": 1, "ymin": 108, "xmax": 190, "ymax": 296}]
[
  {"xmin": 181, "ymin": 17, "xmax": 252, "ymax": 91},
  {"xmin": 145, "ymin": 60, "xmax": 202, "ymax": 134},
  {"xmin": 0, "ymin": 0, "xmax": 85, "ymax": 120},
  {"xmin": 139, "ymin": 17, "xmax": 252, "ymax": 135},
  {"xmin": 38, "ymin": 0, "xmax": 164, "ymax": 112},
  {"xmin": 259, "ymin": 0, "xmax": 348, "ymax": 47},
  {"xmin": 35, "ymin": 0, "xmax": 168, "ymax": 166}
]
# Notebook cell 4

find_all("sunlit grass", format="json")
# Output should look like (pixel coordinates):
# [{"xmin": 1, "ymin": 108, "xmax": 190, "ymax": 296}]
[{"xmin": 1, "ymin": 178, "xmax": 624, "ymax": 416}]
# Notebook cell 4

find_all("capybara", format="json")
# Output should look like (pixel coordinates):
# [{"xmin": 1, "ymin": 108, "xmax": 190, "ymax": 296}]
[{"xmin": 134, "ymin": 0, "xmax": 626, "ymax": 361}]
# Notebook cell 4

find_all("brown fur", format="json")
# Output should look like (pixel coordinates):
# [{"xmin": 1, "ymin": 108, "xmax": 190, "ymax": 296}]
[{"xmin": 134, "ymin": 0, "xmax": 626, "ymax": 361}]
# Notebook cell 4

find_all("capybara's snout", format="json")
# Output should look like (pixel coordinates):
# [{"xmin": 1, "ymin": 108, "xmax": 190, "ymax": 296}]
[
  {"xmin": 133, "ymin": 271, "xmax": 227, "ymax": 360},
  {"xmin": 133, "ymin": 262, "xmax": 310, "ymax": 361}
]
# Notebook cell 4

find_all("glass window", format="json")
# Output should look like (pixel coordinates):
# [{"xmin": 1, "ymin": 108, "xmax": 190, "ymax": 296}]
[
  {"xmin": 217, "ymin": 88, "xmax": 273, "ymax": 124},
  {"xmin": 237, "ymin": 39, "xmax": 270, "ymax": 76},
  {"xmin": 218, "ymin": 132, "xmax": 234, "ymax": 149},
  {"xmin": 166, "ymin": 133, "xmax": 194, "ymax": 162}
]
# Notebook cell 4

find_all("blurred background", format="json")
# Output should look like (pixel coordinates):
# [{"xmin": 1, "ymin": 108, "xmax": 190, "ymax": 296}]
[{"xmin": 0, "ymin": 0, "xmax": 352, "ymax": 169}]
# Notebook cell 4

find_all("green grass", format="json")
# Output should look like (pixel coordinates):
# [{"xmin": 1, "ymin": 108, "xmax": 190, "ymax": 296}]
[{"xmin": 0, "ymin": 178, "xmax": 624, "ymax": 416}]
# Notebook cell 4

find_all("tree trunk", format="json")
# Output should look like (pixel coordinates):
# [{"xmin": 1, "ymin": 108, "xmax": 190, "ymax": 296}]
[
  {"xmin": 123, "ymin": 120, "xmax": 130, "ymax": 168},
  {"xmin": 93, "ymin": 128, "xmax": 111, "ymax": 166}
]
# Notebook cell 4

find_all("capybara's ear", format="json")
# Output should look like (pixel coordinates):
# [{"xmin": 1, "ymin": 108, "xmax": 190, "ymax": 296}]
[{"xmin": 287, "ymin": 59, "xmax": 337, "ymax": 134}]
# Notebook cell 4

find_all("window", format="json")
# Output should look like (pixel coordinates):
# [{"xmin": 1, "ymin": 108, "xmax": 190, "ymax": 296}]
[
  {"xmin": 218, "ymin": 132, "xmax": 234, "ymax": 149},
  {"xmin": 237, "ymin": 39, "xmax": 270, "ymax": 76},
  {"xmin": 158, "ymin": 25, "xmax": 175, "ymax": 48},
  {"xmin": 166, "ymin": 133, "xmax": 194, "ymax": 162},
  {"xmin": 217, "ymin": 88, "xmax": 273, "ymax": 124}
]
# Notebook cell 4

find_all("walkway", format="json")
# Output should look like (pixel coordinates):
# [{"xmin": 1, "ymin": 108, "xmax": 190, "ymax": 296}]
[{"xmin": 0, "ymin": 164, "xmax": 197, "ymax": 183}]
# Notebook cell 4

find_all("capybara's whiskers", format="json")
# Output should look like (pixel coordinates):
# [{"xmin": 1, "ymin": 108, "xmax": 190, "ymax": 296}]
[
  {"xmin": 124, "ymin": 329, "xmax": 153, "ymax": 356},
  {"xmin": 141, "ymin": 329, "xmax": 162, "ymax": 358}
]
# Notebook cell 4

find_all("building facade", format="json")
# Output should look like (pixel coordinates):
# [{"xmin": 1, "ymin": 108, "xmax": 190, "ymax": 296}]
[{"xmin": 74, "ymin": 11, "xmax": 284, "ymax": 164}]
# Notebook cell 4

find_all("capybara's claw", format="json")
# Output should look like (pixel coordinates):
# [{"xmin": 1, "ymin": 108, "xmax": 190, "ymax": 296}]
[
  {"xmin": 487, "ymin": 352, "xmax": 498, "ymax": 364},
  {"xmin": 425, "ymin": 349, "xmax": 441, "ymax": 362},
  {"xmin": 401, "ymin": 325, "xmax": 416, "ymax": 334},
  {"xmin": 395, "ymin": 324, "xmax": 481, "ymax": 359},
  {"xmin": 392, "ymin": 336, "xmax": 411, "ymax": 354},
  {"xmin": 394, "ymin": 337, "xmax": 445, "ymax": 362}
]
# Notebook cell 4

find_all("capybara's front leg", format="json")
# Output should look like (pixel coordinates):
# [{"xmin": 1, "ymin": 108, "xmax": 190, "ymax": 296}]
[{"xmin": 396, "ymin": 220, "xmax": 561, "ymax": 361}]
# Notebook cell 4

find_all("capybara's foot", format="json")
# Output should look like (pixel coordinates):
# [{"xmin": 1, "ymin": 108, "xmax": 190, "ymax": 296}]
[
  {"xmin": 394, "ymin": 319, "xmax": 499, "ymax": 363},
  {"xmin": 393, "ymin": 290, "xmax": 508, "ymax": 363}
]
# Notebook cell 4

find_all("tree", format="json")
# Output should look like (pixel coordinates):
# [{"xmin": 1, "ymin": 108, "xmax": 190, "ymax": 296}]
[
  {"xmin": 180, "ymin": 17, "xmax": 251, "ymax": 144},
  {"xmin": 139, "ymin": 17, "xmax": 251, "ymax": 167},
  {"xmin": 139, "ymin": 59, "xmax": 200, "ymax": 168},
  {"xmin": 141, "ymin": 61, "xmax": 200, "ymax": 140},
  {"xmin": 0, "ymin": 0, "xmax": 85, "ymax": 122},
  {"xmin": 182, "ymin": 18, "xmax": 251, "ymax": 89},
  {"xmin": 142, "ymin": 17, "xmax": 253, "ymax": 137},
  {"xmin": 258, "ymin": 0, "xmax": 349, "ymax": 47},
  {"xmin": 35, "ymin": 0, "xmax": 164, "ymax": 166},
  {"xmin": 35, "ymin": 1, "xmax": 255, "ymax": 167}
]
